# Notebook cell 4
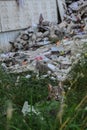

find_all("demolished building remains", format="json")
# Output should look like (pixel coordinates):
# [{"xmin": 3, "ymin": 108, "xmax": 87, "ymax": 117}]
[{"xmin": 0, "ymin": 0, "xmax": 87, "ymax": 81}]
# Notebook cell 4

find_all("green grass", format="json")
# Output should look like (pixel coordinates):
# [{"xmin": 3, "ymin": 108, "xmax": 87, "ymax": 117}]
[{"xmin": 0, "ymin": 53, "xmax": 87, "ymax": 130}]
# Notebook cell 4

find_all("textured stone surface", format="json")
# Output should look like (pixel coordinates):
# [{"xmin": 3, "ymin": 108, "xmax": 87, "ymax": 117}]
[{"xmin": 0, "ymin": 0, "xmax": 58, "ymax": 32}]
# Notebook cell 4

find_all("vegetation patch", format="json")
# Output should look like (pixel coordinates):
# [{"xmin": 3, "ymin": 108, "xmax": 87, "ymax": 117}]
[{"xmin": 0, "ymin": 53, "xmax": 87, "ymax": 130}]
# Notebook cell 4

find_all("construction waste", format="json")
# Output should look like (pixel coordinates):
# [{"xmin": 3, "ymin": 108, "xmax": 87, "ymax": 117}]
[{"xmin": 0, "ymin": 0, "xmax": 87, "ymax": 81}]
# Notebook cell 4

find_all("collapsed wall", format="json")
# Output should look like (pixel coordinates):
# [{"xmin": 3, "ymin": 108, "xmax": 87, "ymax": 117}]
[{"xmin": 0, "ymin": 0, "xmax": 58, "ymax": 51}]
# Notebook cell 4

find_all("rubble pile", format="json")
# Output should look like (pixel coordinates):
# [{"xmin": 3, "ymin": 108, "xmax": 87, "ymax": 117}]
[
  {"xmin": 9, "ymin": 0, "xmax": 87, "ymax": 52},
  {"xmin": 63, "ymin": 0, "xmax": 87, "ymax": 36},
  {"xmin": 0, "ymin": 37, "xmax": 86, "ymax": 81},
  {"xmin": 0, "ymin": 0, "xmax": 87, "ymax": 81},
  {"xmin": 9, "ymin": 21, "xmax": 65, "ymax": 52}
]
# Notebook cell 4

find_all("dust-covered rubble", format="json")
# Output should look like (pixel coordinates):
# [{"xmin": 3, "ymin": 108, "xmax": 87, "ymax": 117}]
[
  {"xmin": 0, "ymin": 0, "xmax": 87, "ymax": 81},
  {"xmin": 0, "ymin": 36, "xmax": 86, "ymax": 81}
]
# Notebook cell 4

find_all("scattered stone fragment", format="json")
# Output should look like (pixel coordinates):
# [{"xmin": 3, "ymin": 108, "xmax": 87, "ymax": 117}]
[{"xmin": 0, "ymin": 0, "xmax": 87, "ymax": 83}]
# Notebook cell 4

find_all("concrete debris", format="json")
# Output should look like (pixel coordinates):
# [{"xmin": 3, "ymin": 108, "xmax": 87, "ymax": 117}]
[
  {"xmin": 0, "ymin": 0, "xmax": 87, "ymax": 82},
  {"xmin": 22, "ymin": 101, "xmax": 40, "ymax": 116},
  {"xmin": 64, "ymin": 0, "xmax": 87, "ymax": 35},
  {"xmin": 0, "ymin": 38, "xmax": 86, "ymax": 81},
  {"xmin": 9, "ymin": 0, "xmax": 87, "ymax": 52}
]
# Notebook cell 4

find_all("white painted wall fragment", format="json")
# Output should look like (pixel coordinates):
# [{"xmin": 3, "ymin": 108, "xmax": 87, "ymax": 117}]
[
  {"xmin": 0, "ymin": 0, "xmax": 58, "ymax": 32},
  {"xmin": 0, "ymin": 31, "xmax": 20, "ymax": 52}
]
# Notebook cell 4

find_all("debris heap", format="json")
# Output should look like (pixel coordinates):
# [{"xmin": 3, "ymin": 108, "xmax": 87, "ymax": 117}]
[
  {"xmin": 0, "ymin": 0, "xmax": 87, "ymax": 81},
  {"xmin": 63, "ymin": 0, "xmax": 87, "ymax": 36}
]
